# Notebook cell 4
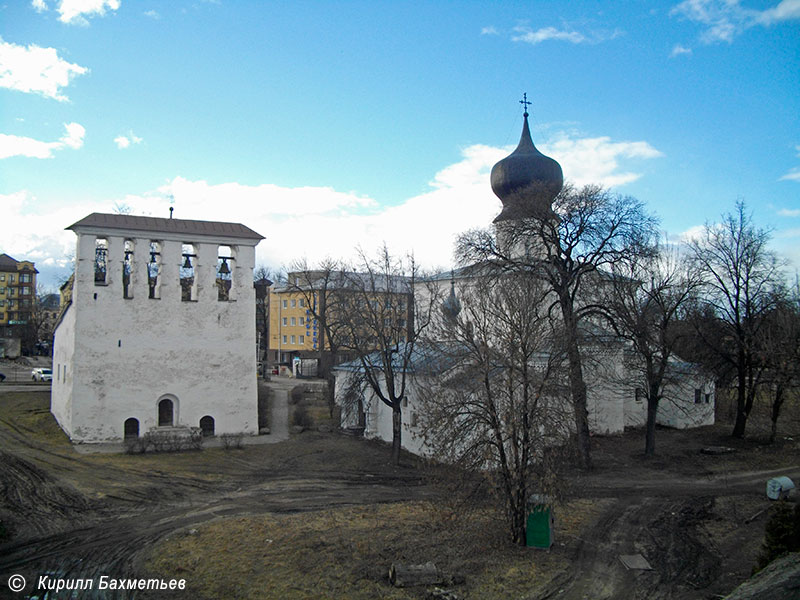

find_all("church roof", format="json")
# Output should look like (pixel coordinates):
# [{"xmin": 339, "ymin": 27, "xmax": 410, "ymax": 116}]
[
  {"xmin": 67, "ymin": 213, "xmax": 264, "ymax": 241},
  {"xmin": 490, "ymin": 106, "xmax": 563, "ymax": 223}
]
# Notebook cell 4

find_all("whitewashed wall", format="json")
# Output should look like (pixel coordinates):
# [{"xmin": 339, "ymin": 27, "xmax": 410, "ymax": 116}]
[{"xmin": 52, "ymin": 228, "xmax": 260, "ymax": 443}]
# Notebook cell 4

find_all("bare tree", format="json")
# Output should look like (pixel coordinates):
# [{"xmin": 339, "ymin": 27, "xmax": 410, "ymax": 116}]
[
  {"xmin": 420, "ymin": 268, "xmax": 569, "ymax": 545},
  {"xmin": 458, "ymin": 184, "xmax": 658, "ymax": 469},
  {"xmin": 605, "ymin": 241, "xmax": 701, "ymax": 455},
  {"xmin": 758, "ymin": 285, "xmax": 800, "ymax": 442},
  {"xmin": 253, "ymin": 265, "xmax": 273, "ymax": 364},
  {"xmin": 689, "ymin": 201, "xmax": 783, "ymax": 438},
  {"xmin": 335, "ymin": 247, "xmax": 439, "ymax": 465}
]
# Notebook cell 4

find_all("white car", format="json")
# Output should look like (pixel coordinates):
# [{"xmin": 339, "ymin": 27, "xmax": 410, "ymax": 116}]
[{"xmin": 31, "ymin": 368, "xmax": 53, "ymax": 382}]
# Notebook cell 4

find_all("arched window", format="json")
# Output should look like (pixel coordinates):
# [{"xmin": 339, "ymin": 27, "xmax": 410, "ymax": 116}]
[
  {"xmin": 199, "ymin": 415, "xmax": 215, "ymax": 437},
  {"xmin": 124, "ymin": 417, "xmax": 139, "ymax": 439},
  {"xmin": 158, "ymin": 398, "xmax": 174, "ymax": 427}
]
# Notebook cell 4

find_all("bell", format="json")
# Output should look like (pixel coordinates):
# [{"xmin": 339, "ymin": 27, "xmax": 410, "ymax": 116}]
[
  {"xmin": 183, "ymin": 255, "xmax": 192, "ymax": 269},
  {"xmin": 218, "ymin": 258, "xmax": 230, "ymax": 274}
]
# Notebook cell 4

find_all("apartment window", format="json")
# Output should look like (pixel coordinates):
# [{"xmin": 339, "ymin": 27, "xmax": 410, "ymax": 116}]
[
  {"xmin": 9, "ymin": 288, "xmax": 14, "ymax": 297},
  {"xmin": 21, "ymin": 287, "xmax": 30, "ymax": 295},
  {"xmin": 299, "ymin": 299, "xmax": 305, "ymax": 307},
  {"xmin": 299, "ymin": 317, "xmax": 304, "ymax": 325},
  {"xmin": 282, "ymin": 299, "xmax": 288, "ymax": 309},
  {"xmin": 0, "ymin": 300, "xmax": 4, "ymax": 307},
  {"xmin": 282, "ymin": 317, "xmax": 287, "ymax": 326},
  {"xmin": 282, "ymin": 335, "xmax": 287, "ymax": 344},
  {"xmin": 0, "ymin": 275, "xmax": 4, "ymax": 281},
  {"xmin": 299, "ymin": 335, "xmax": 304, "ymax": 344},
  {"xmin": 291, "ymin": 317, "xmax": 296, "ymax": 326},
  {"xmin": 291, "ymin": 299, "xmax": 296, "ymax": 308},
  {"xmin": 290, "ymin": 335, "xmax": 296, "ymax": 344},
  {"xmin": 8, "ymin": 274, "xmax": 14, "ymax": 283},
  {"xmin": 20, "ymin": 273, "xmax": 31, "ymax": 283}
]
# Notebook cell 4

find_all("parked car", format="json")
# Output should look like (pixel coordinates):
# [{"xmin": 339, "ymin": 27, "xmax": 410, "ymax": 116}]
[{"xmin": 31, "ymin": 368, "xmax": 53, "ymax": 382}]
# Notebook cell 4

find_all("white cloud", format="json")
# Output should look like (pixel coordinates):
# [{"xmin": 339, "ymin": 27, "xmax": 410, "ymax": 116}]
[
  {"xmin": 780, "ymin": 145, "xmax": 800, "ymax": 182},
  {"xmin": 778, "ymin": 208, "xmax": 800, "ymax": 216},
  {"xmin": 56, "ymin": 0, "xmax": 121, "ymax": 25},
  {"xmin": 0, "ymin": 37, "xmax": 88, "ymax": 101},
  {"xmin": 670, "ymin": 43, "xmax": 693, "ymax": 57},
  {"xmin": 512, "ymin": 25, "xmax": 587, "ymax": 45},
  {"xmin": 542, "ymin": 134, "xmax": 663, "ymax": 187},
  {"xmin": 671, "ymin": 0, "xmax": 800, "ymax": 44},
  {"xmin": 481, "ymin": 26, "xmax": 499, "ymax": 35},
  {"xmin": 144, "ymin": 9, "xmax": 160, "ymax": 19},
  {"xmin": 114, "ymin": 131, "xmax": 143, "ymax": 149},
  {"xmin": 31, "ymin": 0, "xmax": 48, "ymax": 12},
  {"xmin": 1, "ymin": 129, "xmax": 666, "ymax": 286},
  {"xmin": 0, "ymin": 122, "xmax": 85, "ymax": 159}
]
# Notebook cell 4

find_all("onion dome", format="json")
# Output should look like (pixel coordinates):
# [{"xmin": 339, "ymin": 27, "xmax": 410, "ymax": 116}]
[
  {"xmin": 491, "ymin": 107, "xmax": 563, "ymax": 223},
  {"xmin": 441, "ymin": 277, "xmax": 461, "ymax": 324}
]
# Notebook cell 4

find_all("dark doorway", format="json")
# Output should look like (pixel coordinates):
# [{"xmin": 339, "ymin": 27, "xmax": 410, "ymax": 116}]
[
  {"xmin": 124, "ymin": 417, "xmax": 139, "ymax": 439},
  {"xmin": 199, "ymin": 415, "xmax": 215, "ymax": 437},
  {"xmin": 158, "ymin": 398, "xmax": 174, "ymax": 426}
]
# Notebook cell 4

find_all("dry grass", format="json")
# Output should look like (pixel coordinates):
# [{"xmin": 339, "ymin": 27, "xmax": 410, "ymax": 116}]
[{"xmin": 145, "ymin": 498, "xmax": 603, "ymax": 600}]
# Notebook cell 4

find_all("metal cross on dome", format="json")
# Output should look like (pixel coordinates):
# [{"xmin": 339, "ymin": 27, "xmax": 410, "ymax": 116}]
[{"xmin": 520, "ymin": 93, "xmax": 531, "ymax": 116}]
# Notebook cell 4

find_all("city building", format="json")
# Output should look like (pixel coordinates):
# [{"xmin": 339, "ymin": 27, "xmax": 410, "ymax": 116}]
[
  {"xmin": 51, "ymin": 213, "xmax": 264, "ymax": 443},
  {"xmin": 0, "ymin": 253, "xmax": 38, "ymax": 358}
]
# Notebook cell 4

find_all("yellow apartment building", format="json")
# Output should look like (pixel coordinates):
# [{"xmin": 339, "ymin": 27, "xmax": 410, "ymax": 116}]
[{"xmin": 0, "ymin": 253, "xmax": 38, "ymax": 357}]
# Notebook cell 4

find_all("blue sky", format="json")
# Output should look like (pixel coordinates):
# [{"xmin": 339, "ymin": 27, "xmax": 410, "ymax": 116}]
[{"xmin": 1, "ymin": 0, "xmax": 799, "ymax": 289}]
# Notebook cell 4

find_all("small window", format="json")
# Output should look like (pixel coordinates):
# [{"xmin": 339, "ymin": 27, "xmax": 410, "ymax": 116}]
[
  {"xmin": 0, "ymin": 275, "xmax": 4, "ymax": 281},
  {"xmin": 21, "ymin": 273, "xmax": 31, "ymax": 283},
  {"xmin": 282, "ymin": 299, "xmax": 288, "ymax": 309},
  {"xmin": 291, "ymin": 317, "xmax": 296, "ymax": 326},
  {"xmin": 282, "ymin": 335, "xmax": 287, "ymax": 344},
  {"xmin": 290, "ymin": 335, "xmax": 296, "ymax": 344},
  {"xmin": 21, "ymin": 287, "xmax": 30, "ymax": 295},
  {"xmin": 299, "ymin": 317, "xmax": 304, "ymax": 325},
  {"xmin": 282, "ymin": 317, "xmax": 287, "ymax": 326},
  {"xmin": 123, "ymin": 239, "xmax": 134, "ymax": 299},
  {"xmin": 158, "ymin": 398, "xmax": 174, "ymax": 426},
  {"xmin": 694, "ymin": 389, "xmax": 702, "ymax": 404},
  {"xmin": 124, "ymin": 418, "xmax": 139, "ymax": 439},
  {"xmin": 705, "ymin": 393, "xmax": 711, "ymax": 404},
  {"xmin": 291, "ymin": 299, "xmax": 297, "ymax": 308},
  {"xmin": 299, "ymin": 335, "xmax": 304, "ymax": 344},
  {"xmin": 299, "ymin": 299, "xmax": 305, "ymax": 307},
  {"xmin": 8, "ymin": 274, "xmax": 14, "ymax": 283},
  {"xmin": 199, "ymin": 415, "xmax": 215, "ymax": 437},
  {"xmin": 635, "ymin": 388, "xmax": 644, "ymax": 403}
]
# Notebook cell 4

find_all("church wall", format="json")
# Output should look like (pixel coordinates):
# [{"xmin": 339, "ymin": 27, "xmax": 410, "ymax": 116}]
[
  {"xmin": 657, "ymin": 374, "xmax": 715, "ymax": 429},
  {"xmin": 51, "ymin": 302, "xmax": 76, "ymax": 435},
  {"xmin": 53, "ymin": 228, "xmax": 259, "ymax": 443}
]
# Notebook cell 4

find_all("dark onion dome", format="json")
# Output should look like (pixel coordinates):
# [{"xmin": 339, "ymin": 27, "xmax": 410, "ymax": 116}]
[{"xmin": 491, "ymin": 112, "xmax": 563, "ymax": 222}]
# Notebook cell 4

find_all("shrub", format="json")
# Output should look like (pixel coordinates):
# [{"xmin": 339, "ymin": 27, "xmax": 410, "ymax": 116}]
[
  {"xmin": 220, "ymin": 432, "xmax": 244, "ymax": 450},
  {"xmin": 292, "ymin": 403, "xmax": 314, "ymax": 429},
  {"xmin": 755, "ymin": 501, "xmax": 800, "ymax": 572},
  {"xmin": 290, "ymin": 385, "xmax": 305, "ymax": 405}
]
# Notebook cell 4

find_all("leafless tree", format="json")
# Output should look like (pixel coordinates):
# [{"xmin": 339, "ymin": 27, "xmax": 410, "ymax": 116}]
[
  {"xmin": 458, "ymin": 184, "xmax": 658, "ymax": 469},
  {"xmin": 253, "ymin": 265, "xmax": 273, "ymax": 364},
  {"xmin": 605, "ymin": 241, "xmax": 702, "ymax": 455},
  {"xmin": 689, "ymin": 201, "xmax": 784, "ymax": 438},
  {"xmin": 758, "ymin": 285, "xmax": 800, "ymax": 442},
  {"xmin": 420, "ymin": 268, "xmax": 570, "ymax": 545}
]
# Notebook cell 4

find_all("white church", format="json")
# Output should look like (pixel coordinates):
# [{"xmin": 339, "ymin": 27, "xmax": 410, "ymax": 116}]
[
  {"xmin": 335, "ymin": 107, "xmax": 715, "ymax": 457},
  {"xmin": 51, "ymin": 213, "xmax": 264, "ymax": 443}
]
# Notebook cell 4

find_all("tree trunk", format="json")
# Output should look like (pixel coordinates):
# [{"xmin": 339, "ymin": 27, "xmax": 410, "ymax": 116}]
[
  {"xmin": 391, "ymin": 405, "xmax": 402, "ymax": 465},
  {"xmin": 731, "ymin": 350, "xmax": 748, "ymax": 438},
  {"xmin": 770, "ymin": 383, "xmax": 785, "ymax": 444},
  {"xmin": 644, "ymin": 387, "xmax": 659, "ymax": 456},
  {"xmin": 562, "ymin": 309, "xmax": 591, "ymax": 470}
]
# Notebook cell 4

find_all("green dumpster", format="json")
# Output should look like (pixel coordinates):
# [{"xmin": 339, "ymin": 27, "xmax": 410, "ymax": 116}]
[{"xmin": 526, "ymin": 495, "xmax": 554, "ymax": 549}]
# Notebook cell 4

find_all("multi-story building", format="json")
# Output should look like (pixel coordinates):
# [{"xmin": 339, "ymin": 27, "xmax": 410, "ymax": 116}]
[
  {"xmin": 0, "ymin": 253, "xmax": 38, "ymax": 357},
  {"xmin": 51, "ymin": 213, "xmax": 264, "ymax": 443},
  {"xmin": 268, "ymin": 270, "xmax": 413, "ymax": 376}
]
